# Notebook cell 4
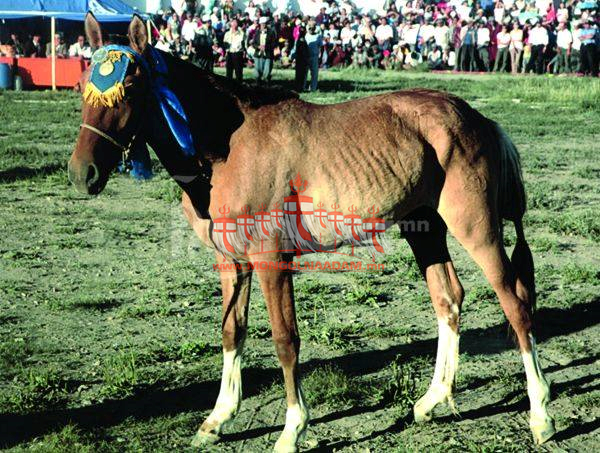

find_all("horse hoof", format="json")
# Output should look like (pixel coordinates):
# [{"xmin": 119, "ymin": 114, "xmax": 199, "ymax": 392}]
[
  {"xmin": 273, "ymin": 441, "xmax": 298, "ymax": 453},
  {"xmin": 273, "ymin": 433, "xmax": 299, "ymax": 453},
  {"xmin": 531, "ymin": 416, "xmax": 556, "ymax": 444},
  {"xmin": 191, "ymin": 430, "xmax": 220, "ymax": 447},
  {"xmin": 413, "ymin": 406, "xmax": 432, "ymax": 423}
]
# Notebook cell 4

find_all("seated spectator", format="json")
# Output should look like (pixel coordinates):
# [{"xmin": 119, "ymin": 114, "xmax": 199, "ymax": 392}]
[
  {"xmin": 46, "ymin": 33, "xmax": 68, "ymax": 58},
  {"xmin": 329, "ymin": 41, "xmax": 347, "ymax": 67},
  {"xmin": 4, "ymin": 33, "xmax": 24, "ymax": 56},
  {"xmin": 428, "ymin": 45, "xmax": 444, "ymax": 69},
  {"xmin": 25, "ymin": 34, "xmax": 45, "ymax": 58},
  {"xmin": 68, "ymin": 35, "xmax": 91, "ymax": 59},
  {"xmin": 352, "ymin": 43, "xmax": 368, "ymax": 68}
]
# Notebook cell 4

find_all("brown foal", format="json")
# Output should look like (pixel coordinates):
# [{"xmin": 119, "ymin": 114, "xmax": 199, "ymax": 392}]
[{"xmin": 68, "ymin": 13, "xmax": 555, "ymax": 452}]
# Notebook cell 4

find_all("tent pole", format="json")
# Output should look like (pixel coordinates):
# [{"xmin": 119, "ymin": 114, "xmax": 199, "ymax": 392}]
[
  {"xmin": 51, "ymin": 16, "xmax": 56, "ymax": 91},
  {"xmin": 146, "ymin": 19, "xmax": 152, "ymax": 45}
]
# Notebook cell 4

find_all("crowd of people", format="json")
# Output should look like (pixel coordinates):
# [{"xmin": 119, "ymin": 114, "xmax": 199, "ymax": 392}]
[
  {"xmin": 148, "ymin": 0, "xmax": 600, "ymax": 87},
  {"xmin": 0, "ymin": 0, "xmax": 598, "ymax": 91}
]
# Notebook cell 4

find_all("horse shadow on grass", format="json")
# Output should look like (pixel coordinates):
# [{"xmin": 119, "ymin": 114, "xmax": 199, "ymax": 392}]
[
  {"xmin": 0, "ymin": 164, "xmax": 65, "ymax": 183},
  {"xmin": 0, "ymin": 298, "xmax": 597, "ymax": 448}
]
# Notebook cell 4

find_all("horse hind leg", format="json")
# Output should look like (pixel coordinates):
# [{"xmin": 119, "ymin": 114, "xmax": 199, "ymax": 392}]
[
  {"xmin": 192, "ymin": 258, "xmax": 253, "ymax": 445},
  {"xmin": 438, "ymin": 191, "xmax": 555, "ymax": 444},
  {"xmin": 402, "ymin": 208, "xmax": 464, "ymax": 422}
]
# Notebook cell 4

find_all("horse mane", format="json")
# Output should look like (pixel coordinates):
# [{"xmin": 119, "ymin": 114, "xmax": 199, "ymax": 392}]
[
  {"xmin": 210, "ymin": 75, "xmax": 300, "ymax": 109},
  {"xmin": 161, "ymin": 51, "xmax": 299, "ymax": 109}
]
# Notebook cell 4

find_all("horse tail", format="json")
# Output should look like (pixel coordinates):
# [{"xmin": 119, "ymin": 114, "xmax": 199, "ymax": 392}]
[{"xmin": 490, "ymin": 120, "xmax": 536, "ymax": 311}]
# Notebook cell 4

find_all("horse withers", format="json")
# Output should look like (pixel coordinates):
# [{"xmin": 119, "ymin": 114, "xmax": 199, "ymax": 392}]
[{"xmin": 68, "ymin": 13, "xmax": 555, "ymax": 452}]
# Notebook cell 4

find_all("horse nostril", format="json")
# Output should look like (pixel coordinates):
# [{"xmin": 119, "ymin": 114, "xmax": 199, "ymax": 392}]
[{"xmin": 86, "ymin": 164, "xmax": 100, "ymax": 188}]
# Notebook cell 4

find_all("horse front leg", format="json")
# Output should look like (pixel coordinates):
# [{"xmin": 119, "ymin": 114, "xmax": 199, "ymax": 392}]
[
  {"xmin": 257, "ymin": 254, "xmax": 309, "ymax": 453},
  {"xmin": 192, "ymin": 257, "xmax": 253, "ymax": 445}
]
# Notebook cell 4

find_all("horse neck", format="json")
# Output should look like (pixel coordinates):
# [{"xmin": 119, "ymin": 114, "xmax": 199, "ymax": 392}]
[{"xmin": 144, "ymin": 50, "xmax": 244, "ymax": 170}]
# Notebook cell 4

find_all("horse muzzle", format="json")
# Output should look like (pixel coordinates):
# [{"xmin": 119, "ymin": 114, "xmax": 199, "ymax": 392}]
[{"xmin": 68, "ymin": 159, "xmax": 104, "ymax": 195}]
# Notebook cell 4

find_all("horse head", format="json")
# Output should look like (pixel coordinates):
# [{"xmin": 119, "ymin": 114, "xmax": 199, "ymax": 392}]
[{"xmin": 68, "ymin": 12, "xmax": 149, "ymax": 195}]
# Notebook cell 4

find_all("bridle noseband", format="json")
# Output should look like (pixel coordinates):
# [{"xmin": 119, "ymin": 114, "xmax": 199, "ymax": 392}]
[{"xmin": 80, "ymin": 122, "xmax": 140, "ymax": 164}]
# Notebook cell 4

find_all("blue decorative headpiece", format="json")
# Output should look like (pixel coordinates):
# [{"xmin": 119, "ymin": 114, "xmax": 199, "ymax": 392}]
[{"xmin": 85, "ymin": 44, "xmax": 196, "ymax": 179}]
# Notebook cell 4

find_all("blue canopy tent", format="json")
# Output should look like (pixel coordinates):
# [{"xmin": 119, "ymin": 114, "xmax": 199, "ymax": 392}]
[
  {"xmin": 0, "ymin": 0, "xmax": 140, "ymax": 21},
  {"xmin": 0, "ymin": 1, "xmax": 147, "ymax": 89}
]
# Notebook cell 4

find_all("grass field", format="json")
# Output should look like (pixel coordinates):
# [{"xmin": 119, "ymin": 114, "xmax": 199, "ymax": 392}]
[{"xmin": 0, "ymin": 69, "xmax": 599, "ymax": 452}]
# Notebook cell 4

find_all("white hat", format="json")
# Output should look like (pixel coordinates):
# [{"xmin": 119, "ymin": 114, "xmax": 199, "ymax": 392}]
[
  {"xmin": 259, "ymin": 17, "xmax": 268, "ymax": 24},
  {"xmin": 202, "ymin": 14, "xmax": 211, "ymax": 22}
]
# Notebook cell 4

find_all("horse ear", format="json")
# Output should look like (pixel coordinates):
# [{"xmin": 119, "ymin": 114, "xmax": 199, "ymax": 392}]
[
  {"xmin": 85, "ymin": 12, "xmax": 103, "ymax": 50},
  {"xmin": 128, "ymin": 14, "xmax": 148, "ymax": 54}
]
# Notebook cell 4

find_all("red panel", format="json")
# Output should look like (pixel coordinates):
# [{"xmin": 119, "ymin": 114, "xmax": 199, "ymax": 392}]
[{"xmin": 1, "ymin": 58, "xmax": 90, "ymax": 89}]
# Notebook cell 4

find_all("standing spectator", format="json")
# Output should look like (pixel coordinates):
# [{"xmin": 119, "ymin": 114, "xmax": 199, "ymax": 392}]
[
  {"xmin": 578, "ymin": 20, "xmax": 598, "ymax": 76},
  {"xmin": 494, "ymin": 1, "xmax": 506, "ymax": 23},
  {"xmin": 292, "ymin": 24, "xmax": 309, "ymax": 91},
  {"xmin": 555, "ymin": 22, "xmax": 572, "ymax": 74},
  {"xmin": 68, "ymin": 35, "xmax": 91, "ymax": 58},
  {"xmin": 252, "ymin": 17, "xmax": 277, "ymax": 85},
  {"xmin": 556, "ymin": 2, "xmax": 569, "ymax": 24},
  {"xmin": 223, "ymin": 19, "xmax": 245, "ymax": 81},
  {"xmin": 45, "ymin": 33, "xmax": 67, "ymax": 58},
  {"xmin": 509, "ymin": 21, "xmax": 524, "ymax": 73},
  {"xmin": 459, "ymin": 20, "xmax": 477, "ymax": 71},
  {"xmin": 420, "ymin": 18, "xmax": 437, "ymax": 55},
  {"xmin": 181, "ymin": 12, "xmax": 198, "ymax": 56},
  {"xmin": 494, "ymin": 24, "xmax": 511, "ymax": 71},
  {"xmin": 245, "ymin": 1, "xmax": 257, "ymax": 21},
  {"xmin": 477, "ymin": 20, "xmax": 491, "ymax": 71},
  {"xmin": 452, "ymin": 18, "xmax": 463, "ymax": 70},
  {"xmin": 340, "ymin": 21, "xmax": 356, "ymax": 46},
  {"xmin": 571, "ymin": 24, "xmax": 582, "ymax": 73},
  {"xmin": 434, "ymin": 19, "xmax": 450, "ymax": 58},
  {"xmin": 359, "ymin": 17, "xmax": 375, "ymax": 42},
  {"xmin": 375, "ymin": 17, "xmax": 394, "ymax": 50},
  {"xmin": 305, "ymin": 20, "xmax": 323, "ymax": 91},
  {"xmin": 526, "ymin": 21, "xmax": 548, "ymax": 74},
  {"xmin": 316, "ymin": 7, "xmax": 330, "ymax": 26},
  {"xmin": 325, "ymin": 23, "xmax": 340, "ymax": 41},
  {"xmin": 168, "ymin": 11, "xmax": 181, "ymax": 42},
  {"xmin": 192, "ymin": 16, "xmax": 215, "ymax": 71}
]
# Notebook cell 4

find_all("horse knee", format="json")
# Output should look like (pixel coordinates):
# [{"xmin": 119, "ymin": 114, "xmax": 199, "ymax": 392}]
[
  {"xmin": 273, "ymin": 333, "xmax": 300, "ymax": 364},
  {"xmin": 427, "ymin": 262, "xmax": 463, "ymax": 330}
]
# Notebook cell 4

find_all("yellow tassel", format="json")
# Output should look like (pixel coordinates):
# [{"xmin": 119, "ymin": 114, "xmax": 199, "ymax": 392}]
[{"xmin": 83, "ymin": 81, "xmax": 126, "ymax": 108}]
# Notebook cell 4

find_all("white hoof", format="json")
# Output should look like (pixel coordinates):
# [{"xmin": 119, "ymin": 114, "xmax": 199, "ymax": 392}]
[
  {"xmin": 273, "ymin": 440, "xmax": 297, "ymax": 453},
  {"xmin": 191, "ymin": 429, "xmax": 220, "ymax": 447},
  {"xmin": 191, "ymin": 413, "xmax": 233, "ymax": 447},
  {"xmin": 273, "ymin": 430, "xmax": 303, "ymax": 453},
  {"xmin": 413, "ymin": 403, "xmax": 433, "ymax": 423},
  {"xmin": 531, "ymin": 414, "xmax": 556, "ymax": 444}
]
